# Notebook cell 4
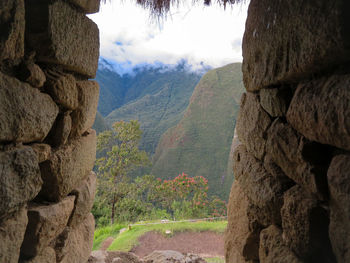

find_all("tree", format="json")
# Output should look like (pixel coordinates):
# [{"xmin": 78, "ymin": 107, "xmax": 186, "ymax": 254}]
[{"xmin": 95, "ymin": 120, "xmax": 150, "ymax": 224}]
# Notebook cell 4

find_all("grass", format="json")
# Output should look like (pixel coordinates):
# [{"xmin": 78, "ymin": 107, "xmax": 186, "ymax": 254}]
[
  {"xmin": 205, "ymin": 257, "xmax": 225, "ymax": 263},
  {"xmin": 93, "ymin": 223, "xmax": 126, "ymax": 250},
  {"xmin": 94, "ymin": 220, "xmax": 227, "ymax": 252}
]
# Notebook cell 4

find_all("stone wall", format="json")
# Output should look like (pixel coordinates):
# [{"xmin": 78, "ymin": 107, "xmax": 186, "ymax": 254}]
[
  {"xmin": 0, "ymin": 0, "xmax": 100, "ymax": 262},
  {"xmin": 225, "ymin": 0, "xmax": 350, "ymax": 262}
]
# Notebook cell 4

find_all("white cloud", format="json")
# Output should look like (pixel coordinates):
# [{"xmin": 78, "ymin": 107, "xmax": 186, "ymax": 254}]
[{"xmin": 89, "ymin": 0, "xmax": 248, "ymax": 69}]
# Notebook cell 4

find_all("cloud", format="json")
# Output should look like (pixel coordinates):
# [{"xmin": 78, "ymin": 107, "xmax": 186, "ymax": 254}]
[{"xmin": 89, "ymin": 0, "xmax": 248, "ymax": 69}]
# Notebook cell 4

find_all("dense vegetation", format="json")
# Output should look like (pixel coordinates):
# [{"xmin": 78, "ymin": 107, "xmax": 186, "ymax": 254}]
[{"xmin": 152, "ymin": 63, "xmax": 244, "ymax": 199}]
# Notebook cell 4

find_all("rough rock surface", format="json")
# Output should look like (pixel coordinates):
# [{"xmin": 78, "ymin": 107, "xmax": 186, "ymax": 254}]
[
  {"xmin": 29, "ymin": 143, "xmax": 51, "ymax": 163},
  {"xmin": 40, "ymin": 130, "xmax": 96, "ymax": 202},
  {"xmin": 233, "ymin": 144, "xmax": 292, "ymax": 225},
  {"xmin": 19, "ymin": 62, "xmax": 46, "ymax": 88},
  {"xmin": 287, "ymin": 74, "xmax": 350, "ymax": 151},
  {"xmin": 45, "ymin": 72, "xmax": 78, "ymax": 110},
  {"xmin": 143, "ymin": 250, "xmax": 206, "ymax": 263},
  {"xmin": 0, "ymin": 207, "xmax": 28, "ymax": 263},
  {"xmin": 0, "ymin": 72, "xmax": 59, "ymax": 143},
  {"xmin": 328, "ymin": 155, "xmax": 350, "ymax": 263},
  {"xmin": 242, "ymin": 0, "xmax": 350, "ymax": 91},
  {"xmin": 55, "ymin": 213, "xmax": 95, "ymax": 263},
  {"xmin": 20, "ymin": 196, "xmax": 75, "ymax": 258},
  {"xmin": 281, "ymin": 185, "xmax": 335, "ymax": 262},
  {"xmin": 26, "ymin": 0, "xmax": 99, "ymax": 77},
  {"xmin": 236, "ymin": 92, "xmax": 271, "ymax": 160},
  {"xmin": 47, "ymin": 113, "xmax": 72, "ymax": 147},
  {"xmin": 0, "ymin": 146, "xmax": 42, "ymax": 217},
  {"xmin": 266, "ymin": 119, "xmax": 327, "ymax": 199},
  {"xmin": 225, "ymin": 182, "xmax": 262, "ymax": 263},
  {"xmin": 69, "ymin": 172, "xmax": 97, "ymax": 228},
  {"xmin": 259, "ymin": 225, "xmax": 301, "ymax": 263},
  {"xmin": 70, "ymin": 80, "xmax": 100, "ymax": 137},
  {"xmin": 0, "ymin": 0, "xmax": 24, "ymax": 61},
  {"xmin": 20, "ymin": 247, "xmax": 56, "ymax": 263},
  {"xmin": 68, "ymin": 0, "xmax": 100, "ymax": 14},
  {"xmin": 260, "ymin": 87, "xmax": 291, "ymax": 117}
]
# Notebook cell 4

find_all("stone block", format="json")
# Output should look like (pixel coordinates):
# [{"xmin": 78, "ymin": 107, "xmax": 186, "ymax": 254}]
[
  {"xmin": 69, "ymin": 172, "xmax": 97, "ymax": 228},
  {"xmin": 243, "ymin": 0, "xmax": 350, "ymax": 91},
  {"xmin": 0, "ymin": 0, "xmax": 25, "ymax": 61},
  {"xmin": 20, "ymin": 196, "xmax": 75, "ymax": 258},
  {"xmin": 266, "ymin": 119, "xmax": 327, "ymax": 199},
  {"xmin": 55, "ymin": 213, "xmax": 95, "ymax": 263},
  {"xmin": 259, "ymin": 225, "xmax": 302, "ymax": 263},
  {"xmin": 70, "ymin": 80, "xmax": 100, "ymax": 137},
  {"xmin": 20, "ymin": 247, "xmax": 56, "ymax": 263},
  {"xmin": 328, "ymin": 155, "xmax": 350, "ymax": 263},
  {"xmin": 0, "ymin": 72, "xmax": 59, "ymax": 143},
  {"xmin": 225, "ymin": 182, "xmax": 262, "ymax": 262},
  {"xmin": 281, "ymin": 185, "xmax": 336, "ymax": 262},
  {"xmin": 26, "ymin": 0, "xmax": 99, "ymax": 77},
  {"xmin": 0, "ymin": 146, "xmax": 42, "ymax": 218},
  {"xmin": 19, "ymin": 62, "xmax": 46, "ymax": 88},
  {"xmin": 260, "ymin": 87, "xmax": 292, "ymax": 117},
  {"xmin": 47, "ymin": 113, "xmax": 72, "ymax": 147},
  {"xmin": 233, "ymin": 144, "xmax": 292, "ymax": 226},
  {"xmin": 39, "ymin": 130, "xmax": 96, "ymax": 202},
  {"xmin": 68, "ymin": 0, "xmax": 100, "ymax": 14},
  {"xmin": 0, "ymin": 207, "xmax": 28, "ymax": 263},
  {"xmin": 236, "ymin": 92, "xmax": 271, "ymax": 160},
  {"xmin": 45, "ymin": 71, "xmax": 78, "ymax": 110},
  {"xmin": 29, "ymin": 143, "xmax": 51, "ymax": 163},
  {"xmin": 287, "ymin": 74, "xmax": 350, "ymax": 151}
]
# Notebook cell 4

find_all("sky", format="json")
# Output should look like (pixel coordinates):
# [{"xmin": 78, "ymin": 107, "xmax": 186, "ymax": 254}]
[{"xmin": 89, "ymin": 0, "xmax": 249, "ymax": 71}]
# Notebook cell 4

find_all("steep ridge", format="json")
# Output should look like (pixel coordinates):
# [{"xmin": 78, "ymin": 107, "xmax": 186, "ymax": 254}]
[{"xmin": 151, "ymin": 63, "xmax": 244, "ymax": 199}]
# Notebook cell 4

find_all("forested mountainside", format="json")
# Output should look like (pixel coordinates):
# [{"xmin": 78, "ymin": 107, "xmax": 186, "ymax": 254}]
[
  {"xmin": 95, "ymin": 59, "xmax": 203, "ymax": 153},
  {"xmin": 151, "ymin": 63, "xmax": 244, "ymax": 199}
]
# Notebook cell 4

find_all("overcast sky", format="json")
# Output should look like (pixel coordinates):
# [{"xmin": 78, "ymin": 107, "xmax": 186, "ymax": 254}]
[{"xmin": 89, "ymin": 0, "xmax": 248, "ymax": 70}]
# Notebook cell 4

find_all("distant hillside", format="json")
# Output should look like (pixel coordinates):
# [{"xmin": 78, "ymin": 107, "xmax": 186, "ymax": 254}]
[
  {"xmin": 151, "ymin": 63, "xmax": 244, "ymax": 199},
  {"xmin": 93, "ymin": 111, "xmax": 109, "ymax": 134},
  {"xmin": 104, "ymin": 66, "xmax": 202, "ymax": 154}
]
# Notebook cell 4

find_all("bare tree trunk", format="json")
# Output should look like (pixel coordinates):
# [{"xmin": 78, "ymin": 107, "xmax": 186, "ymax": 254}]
[{"xmin": 111, "ymin": 195, "xmax": 116, "ymax": 225}]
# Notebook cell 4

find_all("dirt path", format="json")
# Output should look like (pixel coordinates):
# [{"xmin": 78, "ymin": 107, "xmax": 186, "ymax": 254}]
[
  {"xmin": 100, "ymin": 237, "xmax": 114, "ymax": 251},
  {"xmin": 130, "ymin": 231, "xmax": 225, "ymax": 257}
]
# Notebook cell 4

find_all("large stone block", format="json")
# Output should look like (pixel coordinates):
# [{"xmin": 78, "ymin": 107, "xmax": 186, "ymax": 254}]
[
  {"xmin": 233, "ymin": 144, "xmax": 292, "ymax": 226},
  {"xmin": 225, "ymin": 182, "xmax": 262, "ymax": 263},
  {"xmin": 0, "ymin": 0, "xmax": 24, "ymax": 61},
  {"xmin": 281, "ymin": 185, "xmax": 336, "ymax": 262},
  {"xmin": 328, "ymin": 155, "xmax": 350, "ymax": 263},
  {"xmin": 242, "ymin": 0, "xmax": 350, "ymax": 91},
  {"xmin": 45, "ymin": 71, "xmax": 78, "ymax": 111},
  {"xmin": 39, "ymin": 130, "xmax": 96, "ymax": 202},
  {"xmin": 0, "ymin": 146, "xmax": 42, "ymax": 218},
  {"xmin": 68, "ymin": 0, "xmax": 100, "ymax": 14},
  {"xmin": 0, "ymin": 207, "xmax": 28, "ymax": 263},
  {"xmin": 20, "ymin": 196, "xmax": 75, "ymax": 258},
  {"xmin": 236, "ymin": 92, "xmax": 271, "ymax": 160},
  {"xmin": 266, "ymin": 119, "xmax": 328, "ymax": 199},
  {"xmin": 0, "ymin": 72, "xmax": 59, "ymax": 143},
  {"xmin": 20, "ymin": 247, "xmax": 56, "ymax": 263},
  {"xmin": 260, "ymin": 87, "xmax": 292, "ymax": 117},
  {"xmin": 26, "ymin": 0, "xmax": 99, "ymax": 77},
  {"xmin": 47, "ymin": 113, "xmax": 72, "ymax": 147},
  {"xmin": 259, "ymin": 225, "xmax": 302, "ymax": 263},
  {"xmin": 69, "ymin": 172, "xmax": 97, "ymax": 228},
  {"xmin": 29, "ymin": 143, "xmax": 51, "ymax": 163},
  {"xmin": 287, "ymin": 74, "xmax": 350, "ymax": 151},
  {"xmin": 55, "ymin": 213, "xmax": 95, "ymax": 263},
  {"xmin": 70, "ymin": 80, "xmax": 99, "ymax": 137}
]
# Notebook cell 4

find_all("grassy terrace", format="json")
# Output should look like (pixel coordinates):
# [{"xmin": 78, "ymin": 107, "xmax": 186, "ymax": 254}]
[{"xmin": 93, "ymin": 220, "xmax": 227, "ymax": 252}]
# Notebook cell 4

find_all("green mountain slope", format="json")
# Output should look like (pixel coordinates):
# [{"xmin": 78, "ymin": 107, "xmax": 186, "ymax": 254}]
[
  {"xmin": 93, "ymin": 111, "xmax": 109, "ymax": 134},
  {"xmin": 151, "ymin": 63, "xmax": 244, "ymax": 199},
  {"xmin": 105, "ymin": 69, "xmax": 202, "ymax": 154}
]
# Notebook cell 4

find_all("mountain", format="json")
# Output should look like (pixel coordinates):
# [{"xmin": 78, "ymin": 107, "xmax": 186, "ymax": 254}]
[
  {"xmin": 102, "ymin": 64, "xmax": 202, "ymax": 154},
  {"xmin": 92, "ymin": 111, "xmax": 109, "ymax": 134},
  {"xmin": 151, "ymin": 63, "xmax": 244, "ymax": 199}
]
